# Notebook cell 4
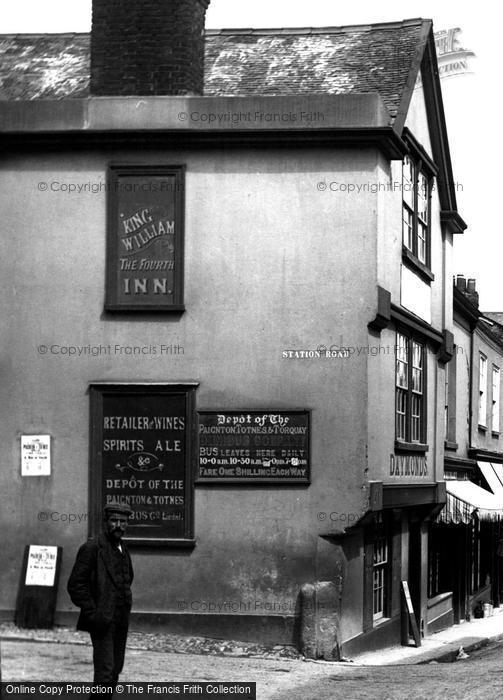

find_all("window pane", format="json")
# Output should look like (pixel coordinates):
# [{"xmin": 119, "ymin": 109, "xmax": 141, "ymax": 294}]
[
  {"xmin": 418, "ymin": 172, "xmax": 429, "ymax": 222},
  {"xmin": 373, "ymin": 536, "xmax": 388, "ymax": 619},
  {"xmin": 403, "ymin": 156, "xmax": 414, "ymax": 208},
  {"xmin": 417, "ymin": 222, "xmax": 427, "ymax": 263},
  {"xmin": 412, "ymin": 342, "xmax": 423, "ymax": 394},
  {"xmin": 493, "ymin": 367, "xmax": 500, "ymax": 433},
  {"xmin": 403, "ymin": 205, "xmax": 414, "ymax": 250},
  {"xmin": 411, "ymin": 394, "xmax": 421, "ymax": 442},
  {"xmin": 396, "ymin": 334, "xmax": 409, "ymax": 388},
  {"xmin": 479, "ymin": 355, "xmax": 487, "ymax": 427},
  {"xmin": 396, "ymin": 388, "xmax": 407, "ymax": 439}
]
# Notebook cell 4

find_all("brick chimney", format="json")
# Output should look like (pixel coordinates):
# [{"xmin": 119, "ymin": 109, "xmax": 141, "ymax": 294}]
[
  {"xmin": 454, "ymin": 274, "xmax": 479, "ymax": 308},
  {"xmin": 466, "ymin": 278, "xmax": 479, "ymax": 307},
  {"xmin": 91, "ymin": 0, "xmax": 211, "ymax": 96}
]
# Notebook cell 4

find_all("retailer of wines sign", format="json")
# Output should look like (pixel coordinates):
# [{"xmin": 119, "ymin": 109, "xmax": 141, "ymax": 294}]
[
  {"xmin": 197, "ymin": 410, "xmax": 310, "ymax": 483},
  {"xmin": 105, "ymin": 165, "xmax": 185, "ymax": 312},
  {"xmin": 90, "ymin": 383, "xmax": 198, "ymax": 546}
]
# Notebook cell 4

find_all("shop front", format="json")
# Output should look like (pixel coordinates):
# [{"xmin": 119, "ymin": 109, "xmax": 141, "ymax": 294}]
[{"xmin": 430, "ymin": 467, "xmax": 503, "ymax": 626}]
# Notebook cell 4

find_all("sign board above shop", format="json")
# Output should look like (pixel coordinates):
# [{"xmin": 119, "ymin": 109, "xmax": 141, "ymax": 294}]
[
  {"xmin": 105, "ymin": 165, "xmax": 185, "ymax": 312},
  {"xmin": 197, "ymin": 411, "xmax": 310, "ymax": 484},
  {"xmin": 89, "ymin": 383, "xmax": 198, "ymax": 546}
]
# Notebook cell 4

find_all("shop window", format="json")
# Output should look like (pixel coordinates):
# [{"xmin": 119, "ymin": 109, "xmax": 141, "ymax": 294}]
[
  {"xmin": 428, "ymin": 525, "xmax": 450, "ymax": 598},
  {"xmin": 396, "ymin": 331, "xmax": 426, "ymax": 444},
  {"xmin": 371, "ymin": 514, "xmax": 391, "ymax": 621},
  {"xmin": 402, "ymin": 155, "xmax": 432, "ymax": 267},
  {"xmin": 373, "ymin": 535, "xmax": 389, "ymax": 620},
  {"xmin": 492, "ymin": 366, "xmax": 500, "ymax": 433},
  {"xmin": 479, "ymin": 354, "xmax": 487, "ymax": 428}
]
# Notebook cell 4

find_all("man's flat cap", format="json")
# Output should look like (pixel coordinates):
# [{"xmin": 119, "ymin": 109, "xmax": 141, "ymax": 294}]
[{"xmin": 104, "ymin": 500, "xmax": 133, "ymax": 517}]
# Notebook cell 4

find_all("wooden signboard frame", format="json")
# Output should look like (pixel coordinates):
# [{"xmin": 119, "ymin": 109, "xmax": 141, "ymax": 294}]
[
  {"xmin": 401, "ymin": 580, "xmax": 421, "ymax": 647},
  {"xmin": 197, "ymin": 409, "xmax": 310, "ymax": 484},
  {"xmin": 105, "ymin": 164, "xmax": 185, "ymax": 312},
  {"xmin": 89, "ymin": 382, "xmax": 198, "ymax": 547}
]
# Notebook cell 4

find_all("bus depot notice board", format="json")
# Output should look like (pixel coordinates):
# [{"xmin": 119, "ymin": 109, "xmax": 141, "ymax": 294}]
[
  {"xmin": 197, "ymin": 410, "xmax": 310, "ymax": 483},
  {"xmin": 89, "ymin": 383, "xmax": 198, "ymax": 546}
]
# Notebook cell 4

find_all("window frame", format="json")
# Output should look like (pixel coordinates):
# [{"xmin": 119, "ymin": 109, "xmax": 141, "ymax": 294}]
[
  {"xmin": 395, "ymin": 329, "xmax": 427, "ymax": 446},
  {"xmin": 401, "ymin": 141, "xmax": 435, "ymax": 276},
  {"xmin": 478, "ymin": 353, "xmax": 488, "ymax": 429},
  {"xmin": 371, "ymin": 514, "xmax": 392, "ymax": 622},
  {"xmin": 445, "ymin": 348, "xmax": 457, "ymax": 446},
  {"xmin": 492, "ymin": 365, "xmax": 500, "ymax": 434}
]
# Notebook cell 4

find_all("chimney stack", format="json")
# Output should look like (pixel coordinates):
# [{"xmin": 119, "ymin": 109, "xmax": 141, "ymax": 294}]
[
  {"xmin": 466, "ymin": 278, "xmax": 479, "ymax": 307},
  {"xmin": 91, "ymin": 0, "xmax": 211, "ymax": 96},
  {"xmin": 455, "ymin": 274, "xmax": 479, "ymax": 308},
  {"xmin": 455, "ymin": 274, "xmax": 466, "ymax": 292}
]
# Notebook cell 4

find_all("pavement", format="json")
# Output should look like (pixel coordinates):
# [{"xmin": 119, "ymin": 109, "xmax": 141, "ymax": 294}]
[
  {"xmin": 2, "ymin": 608, "xmax": 503, "ymax": 693},
  {"xmin": 353, "ymin": 606, "xmax": 503, "ymax": 665}
]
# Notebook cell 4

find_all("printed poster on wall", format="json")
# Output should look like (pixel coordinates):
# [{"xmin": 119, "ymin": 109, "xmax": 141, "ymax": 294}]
[
  {"xmin": 25, "ymin": 545, "xmax": 58, "ymax": 586},
  {"xmin": 21, "ymin": 435, "xmax": 51, "ymax": 476}
]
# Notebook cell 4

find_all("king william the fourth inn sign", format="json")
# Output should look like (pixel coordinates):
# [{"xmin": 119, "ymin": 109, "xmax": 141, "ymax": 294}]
[{"xmin": 105, "ymin": 164, "xmax": 185, "ymax": 312}]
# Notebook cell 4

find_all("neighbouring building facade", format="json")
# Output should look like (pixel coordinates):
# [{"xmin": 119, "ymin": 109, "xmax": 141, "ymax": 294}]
[
  {"xmin": 0, "ymin": 2, "xmax": 470, "ymax": 657},
  {"xmin": 429, "ymin": 277, "xmax": 503, "ymax": 628}
]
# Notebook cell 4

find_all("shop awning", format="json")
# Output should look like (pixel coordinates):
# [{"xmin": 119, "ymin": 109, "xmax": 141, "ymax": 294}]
[
  {"xmin": 478, "ymin": 462, "xmax": 503, "ymax": 497},
  {"xmin": 437, "ymin": 480, "xmax": 503, "ymax": 524}
]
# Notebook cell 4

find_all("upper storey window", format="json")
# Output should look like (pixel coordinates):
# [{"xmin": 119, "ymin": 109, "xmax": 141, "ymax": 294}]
[{"xmin": 402, "ymin": 155, "xmax": 432, "ymax": 267}]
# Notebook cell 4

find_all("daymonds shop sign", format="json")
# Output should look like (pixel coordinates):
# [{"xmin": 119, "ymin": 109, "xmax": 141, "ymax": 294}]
[
  {"xmin": 105, "ymin": 165, "xmax": 185, "ymax": 312},
  {"xmin": 390, "ymin": 454, "xmax": 428, "ymax": 478}
]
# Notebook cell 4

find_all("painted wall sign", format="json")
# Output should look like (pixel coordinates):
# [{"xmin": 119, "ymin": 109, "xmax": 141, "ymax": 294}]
[
  {"xmin": 90, "ymin": 383, "xmax": 198, "ymax": 546},
  {"xmin": 105, "ymin": 165, "xmax": 185, "ymax": 312},
  {"xmin": 21, "ymin": 435, "xmax": 51, "ymax": 476},
  {"xmin": 197, "ymin": 410, "xmax": 310, "ymax": 483},
  {"xmin": 390, "ymin": 454, "xmax": 428, "ymax": 478},
  {"xmin": 25, "ymin": 545, "xmax": 58, "ymax": 586}
]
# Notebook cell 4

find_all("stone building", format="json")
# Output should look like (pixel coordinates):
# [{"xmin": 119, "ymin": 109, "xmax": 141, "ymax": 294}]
[{"xmin": 0, "ymin": 2, "xmax": 466, "ymax": 656}]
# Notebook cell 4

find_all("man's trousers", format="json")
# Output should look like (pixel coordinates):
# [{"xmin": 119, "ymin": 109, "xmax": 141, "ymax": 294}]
[{"xmin": 90, "ymin": 605, "xmax": 130, "ymax": 685}]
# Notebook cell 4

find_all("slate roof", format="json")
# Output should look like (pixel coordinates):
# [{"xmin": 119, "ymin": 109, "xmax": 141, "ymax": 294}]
[{"xmin": 0, "ymin": 19, "xmax": 430, "ymax": 121}]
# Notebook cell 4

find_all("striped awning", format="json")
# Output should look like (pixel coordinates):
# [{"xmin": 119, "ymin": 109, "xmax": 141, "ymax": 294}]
[
  {"xmin": 437, "ymin": 480, "xmax": 503, "ymax": 524},
  {"xmin": 478, "ymin": 462, "xmax": 503, "ymax": 496}
]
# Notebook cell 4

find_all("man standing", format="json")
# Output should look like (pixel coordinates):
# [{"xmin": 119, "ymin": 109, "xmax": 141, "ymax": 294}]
[{"xmin": 68, "ymin": 501, "xmax": 134, "ymax": 685}]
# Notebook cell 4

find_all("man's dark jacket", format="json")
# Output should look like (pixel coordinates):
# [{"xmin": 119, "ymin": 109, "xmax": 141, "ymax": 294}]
[{"xmin": 67, "ymin": 533, "xmax": 133, "ymax": 632}]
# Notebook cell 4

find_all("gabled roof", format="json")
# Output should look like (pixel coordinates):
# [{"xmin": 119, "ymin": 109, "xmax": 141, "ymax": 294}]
[
  {"xmin": 0, "ymin": 19, "xmax": 428, "ymax": 123},
  {"xmin": 204, "ymin": 21, "xmax": 428, "ymax": 122},
  {"xmin": 0, "ymin": 19, "xmax": 466, "ymax": 230}
]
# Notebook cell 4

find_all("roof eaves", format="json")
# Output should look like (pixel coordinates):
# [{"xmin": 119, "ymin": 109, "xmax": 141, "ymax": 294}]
[{"xmin": 0, "ymin": 32, "xmax": 89, "ymax": 38}]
